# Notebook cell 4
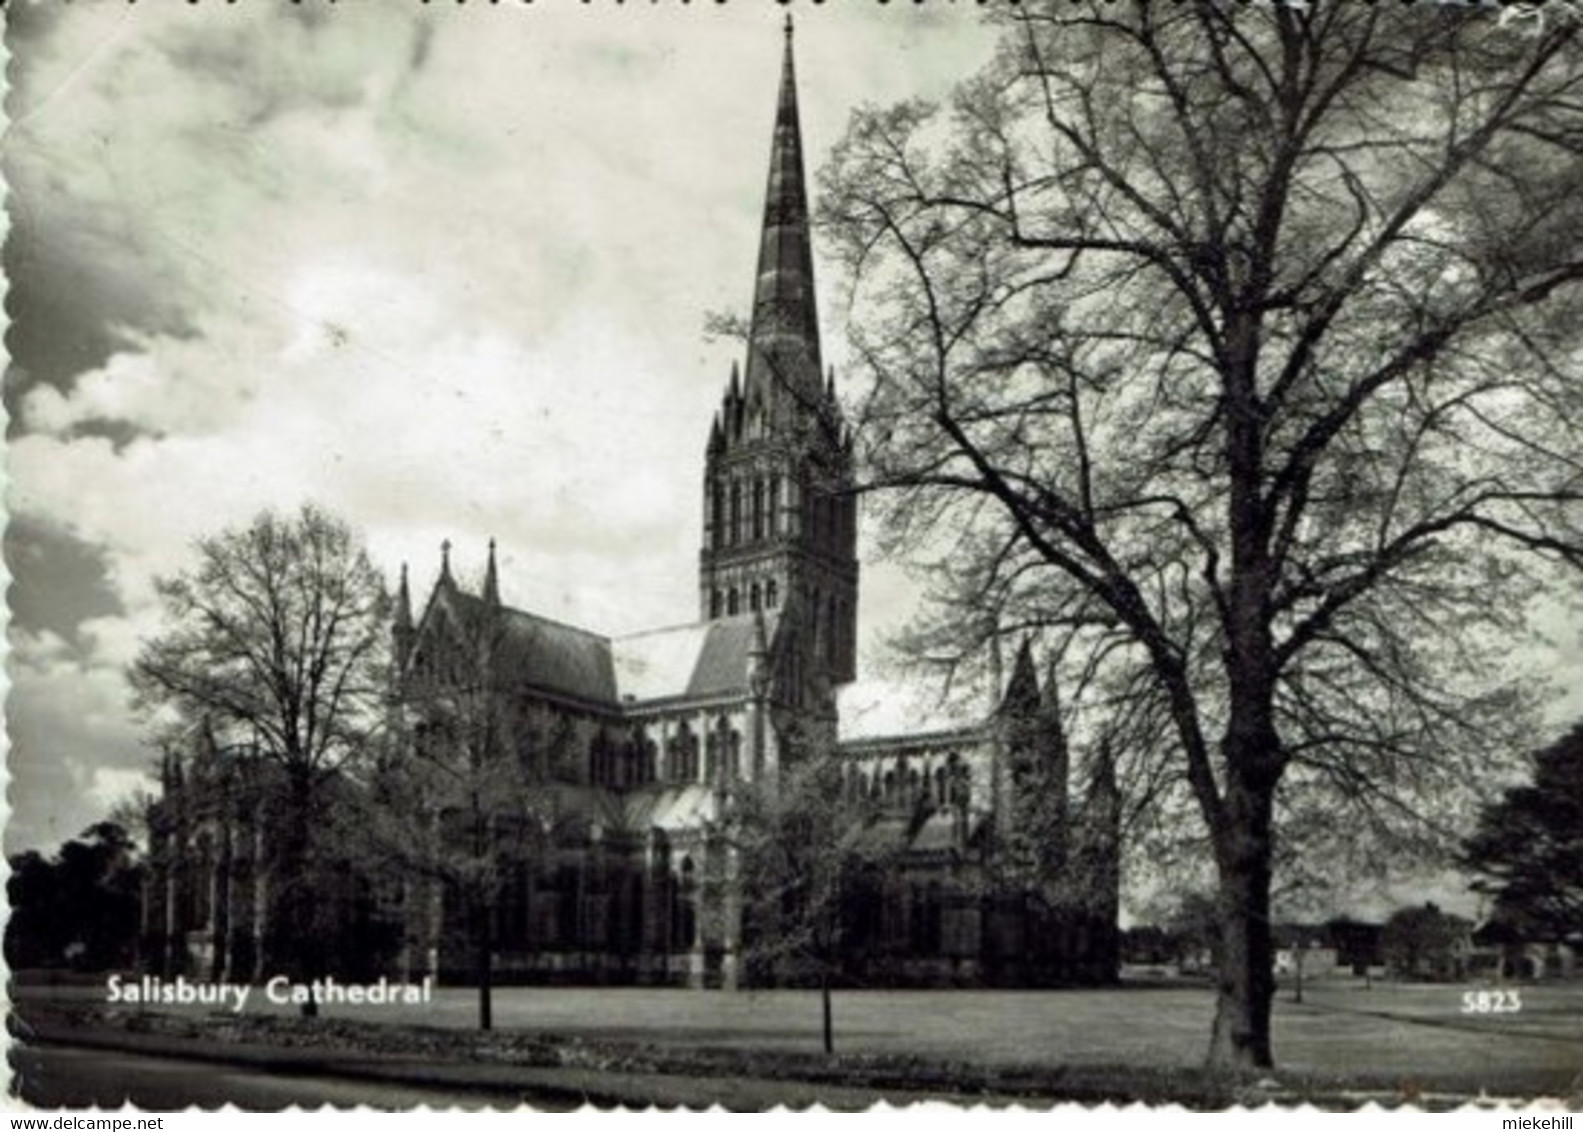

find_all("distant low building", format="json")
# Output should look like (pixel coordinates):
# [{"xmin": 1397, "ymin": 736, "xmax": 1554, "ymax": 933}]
[
  {"xmin": 1469, "ymin": 918, "xmax": 1581, "ymax": 980},
  {"xmin": 1272, "ymin": 924, "xmax": 1339, "ymax": 978}
]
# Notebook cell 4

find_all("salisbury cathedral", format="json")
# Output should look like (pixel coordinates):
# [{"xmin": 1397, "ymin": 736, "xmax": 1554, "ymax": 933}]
[{"xmin": 140, "ymin": 25, "xmax": 1120, "ymax": 990}]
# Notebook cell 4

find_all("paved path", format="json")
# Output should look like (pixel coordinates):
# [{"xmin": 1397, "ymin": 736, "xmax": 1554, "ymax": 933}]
[
  {"xmin": 12, "ymin": 1045, "xmax": 548, "ymax": 1111},
  {"xmin": 11, "ymin": 1025, "xmax": 975, "ymax": 1111}
]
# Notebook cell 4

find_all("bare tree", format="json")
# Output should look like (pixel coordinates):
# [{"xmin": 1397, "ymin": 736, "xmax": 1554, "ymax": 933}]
[
  {"xmin": 821, "ymin": 2, "xmax": 1583, "ymax": 1067},
  {"xmin": 353, "ymin": 578, "xmax": 564, "ymax": 1031},
  {"xmin": 727, "ymin": 749, "xmax": 892, "ymax": 1055},
  {"xmin": 131, "ymin": 504, "xmax": 390, "ymax": 994}
]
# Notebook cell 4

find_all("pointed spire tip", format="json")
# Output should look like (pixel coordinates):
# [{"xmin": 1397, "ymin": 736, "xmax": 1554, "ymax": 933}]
[{"xmin": 484, "ymin": 537, "xmax": 501, "ymax": 605}]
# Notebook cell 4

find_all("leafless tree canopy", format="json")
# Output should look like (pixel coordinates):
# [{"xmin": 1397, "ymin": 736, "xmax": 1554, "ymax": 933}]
[
  {"xmin": 821, "ymin": 1, "xmax": 1583, "ymax": 1066},
  {"xmin": 131, "ymin": 503, "xmax": 392, "ymax": 785},
  {"xmin": 727, "ymin": 750, "xmax": 894, "ymax": 1054},
  {"xmin": 356, "ymin": 583, "xmax": 569, "ymax": 1030},
  {"xmin": 131, "ymin": 503, "xmax": 391, "ymax": 989}
]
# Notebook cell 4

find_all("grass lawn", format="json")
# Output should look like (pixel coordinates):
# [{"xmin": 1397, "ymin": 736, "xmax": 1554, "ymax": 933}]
[{"xmin": 26, "ymin": 974, "xmax": 1582, "ymax": 1099}]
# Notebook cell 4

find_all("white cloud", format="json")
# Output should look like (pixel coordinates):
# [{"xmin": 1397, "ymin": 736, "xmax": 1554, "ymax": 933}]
[{"xmin": 87, "ymin": 768, "xmax": 158, "ymax": 821}]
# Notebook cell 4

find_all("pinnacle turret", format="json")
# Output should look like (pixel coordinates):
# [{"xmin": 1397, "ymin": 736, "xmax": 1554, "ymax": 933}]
[
  {"xmin": 1001, "ymin": 636, "xmax": 1040, "ymax": 717},
  {"xmin": 394, "ymin": 562, "xmax": 416, "ymax": 669},
  {"xmin": 396, "ymin": 563, "xmax": 413, "ymax": 631},
  {"xmin": 483, "ymin": 538, "xmax": 501, "ymax": 607}
]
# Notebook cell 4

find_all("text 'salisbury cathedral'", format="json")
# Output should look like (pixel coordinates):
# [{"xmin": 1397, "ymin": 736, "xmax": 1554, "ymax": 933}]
[{"xmin": 142, "ymin": 25, "xmax": 1120, "ymax": 989}]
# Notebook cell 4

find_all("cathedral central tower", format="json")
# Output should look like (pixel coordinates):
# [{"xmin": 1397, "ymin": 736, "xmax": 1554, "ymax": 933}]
[{"xmin": 699, "ymin": 19, "xmax": 858, "ymax": 687}]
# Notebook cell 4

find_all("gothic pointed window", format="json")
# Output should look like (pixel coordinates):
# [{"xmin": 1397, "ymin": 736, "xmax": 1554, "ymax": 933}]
[
  {"xmin": 728, "ymin": 588, "xmax": 740, "ymax": 616},
  {"xmin": 768, "ymin": 477, "xmax": 780, "ymax": 537},
  {"xmin": 750, "ymin": 582, "xmax": 761, "ymax": 612},
  {"xmin": 730, "ymin": 481, "xmax": 743, "ymax": 546},
  {"xmin": 752, "ymin": 478, "xmax": 766, "ymax": 541},
  {"xmin": 675, "ymin": 721, "xmax": 698, "ymax": 784},
  {"xmin": 950, "ymin": 755, "xmax": 971, "ymax": 808}
]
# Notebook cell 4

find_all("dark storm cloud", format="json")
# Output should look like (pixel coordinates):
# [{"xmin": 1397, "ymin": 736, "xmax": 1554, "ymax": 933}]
[
  {"xmin": 3, "ymin": 211, "xmax": 196, "ymax": 428},
  {"xmin": 3, "ymin": 3, "xmax": 197, "ymax": 423},
  {"xmin": 157, "ymin": 20, "xmax": 368, "ymax": 130},
  {"xmin": 2, "ymin": 0, "xmax": 411, "ymax": 434},
  {"xmin": 3, "ymin": 0, "xmax": 67, "ymax": 55},
  {"xmin": 5, "ymin": 516, "xmax": 123, "ymax": 644}
]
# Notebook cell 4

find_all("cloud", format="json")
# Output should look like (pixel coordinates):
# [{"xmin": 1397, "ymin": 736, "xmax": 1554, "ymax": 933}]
[
  {"xmin": 6, "ymin": 627, "xmax": 150, "ymax": 854},
  {"xmin": 13, "ymin": 258, "xmax": 711, "ymax": 623}
]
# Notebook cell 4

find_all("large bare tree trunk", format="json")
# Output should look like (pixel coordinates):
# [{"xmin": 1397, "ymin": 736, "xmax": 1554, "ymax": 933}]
[
  {"xmin": 284, "ymin": 771, "xmax": 320, "ymax": 1019},
  {"xmin": 1210, "ymin": 425, "xmax": 1281, "ymax": 1068},
  {"xmin": 1208, "ymin": 768, "xmax": 1277, "ymax": 1069}
]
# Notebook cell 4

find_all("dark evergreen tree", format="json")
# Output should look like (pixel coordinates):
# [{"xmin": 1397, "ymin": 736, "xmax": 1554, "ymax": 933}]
[
  {"xmin": 1463, "ymin": 724, "xmax": 1583, "ymax": 940},
  {"xmin": 1382, "ymin": 902, "xmax": 1471, "ymax": 980},
  {"xmin": 6, "ymin": 823, "xmax": 143, "ymax": 972}
]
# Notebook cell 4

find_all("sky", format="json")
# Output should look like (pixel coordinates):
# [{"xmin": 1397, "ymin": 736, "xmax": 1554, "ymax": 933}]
[{"xmin": 3, "ymin": 1, "xmax": 1006, "ymax": 855}]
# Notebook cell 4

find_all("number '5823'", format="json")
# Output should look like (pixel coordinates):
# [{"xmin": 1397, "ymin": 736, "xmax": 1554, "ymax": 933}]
[{"xmin": 1462, "ymin": 989, "xmax": 1523, "ymax": 1014}]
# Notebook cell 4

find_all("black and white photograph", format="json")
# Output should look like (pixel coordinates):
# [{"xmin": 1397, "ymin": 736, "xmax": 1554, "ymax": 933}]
[{"xmin": 5, "ymin": 0, "xmax": 1583, "ymax": 1113}]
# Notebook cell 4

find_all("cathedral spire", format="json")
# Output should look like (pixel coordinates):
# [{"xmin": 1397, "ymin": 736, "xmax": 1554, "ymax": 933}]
[
  {"xmin": 743, "ymin": 15, "xmax": 822, "ymax": 417},
  {"xmin": 697, "ymin": 22, "xmax": 858, "ymax": 688}
]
